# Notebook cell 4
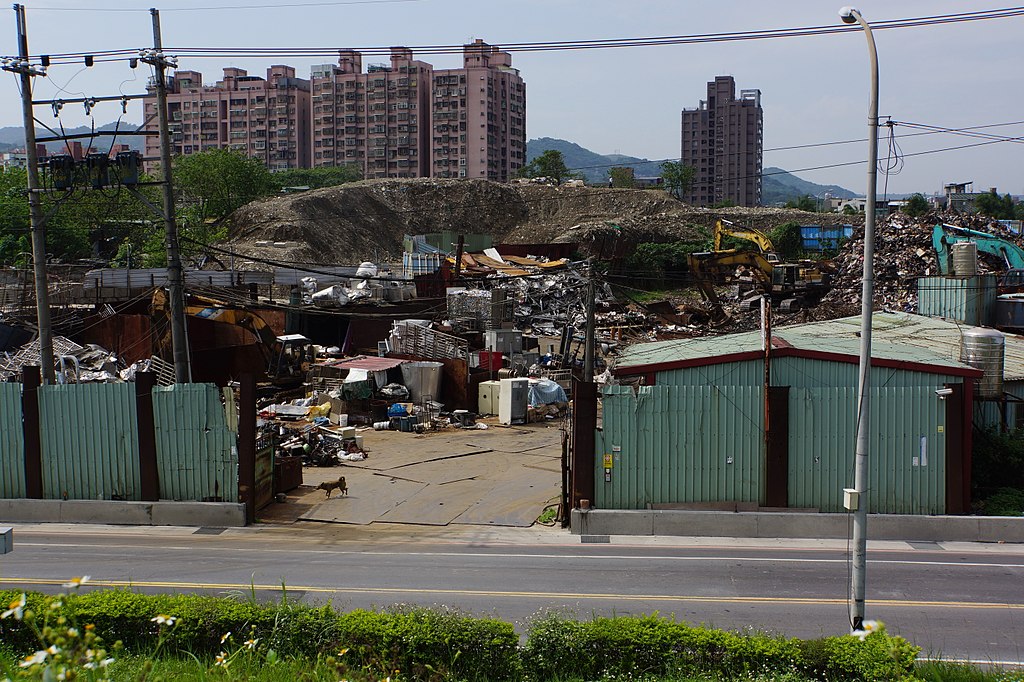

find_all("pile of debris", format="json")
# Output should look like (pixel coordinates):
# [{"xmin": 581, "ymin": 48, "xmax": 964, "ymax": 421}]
[
  {"xmin": 820, "ymin": 211, "xmax": 1018, "ymax": 312},
  {"xmin": 0, "ymin": 335, "xmax": 155, "ymax": 383}
]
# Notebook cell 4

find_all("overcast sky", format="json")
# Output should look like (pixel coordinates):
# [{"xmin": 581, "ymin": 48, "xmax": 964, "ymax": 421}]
[{"xmin": 1, "ymin": 0, "xmax": 1020, "ymax": 196}]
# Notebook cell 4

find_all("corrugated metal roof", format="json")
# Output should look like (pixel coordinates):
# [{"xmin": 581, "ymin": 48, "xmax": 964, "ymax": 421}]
[
  {"xmin": 322, "ymin": 355, "xmax": 407, "ymax": 371},
  {"xmin": 616, "ymin": 312, "xmax": 1024, "ymax": 376}
]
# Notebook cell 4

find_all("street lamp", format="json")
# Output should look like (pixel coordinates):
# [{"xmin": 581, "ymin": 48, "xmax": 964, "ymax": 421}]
[{"xmin": 840, "ymin": 6, "xmax": 878, "ymax": 633}]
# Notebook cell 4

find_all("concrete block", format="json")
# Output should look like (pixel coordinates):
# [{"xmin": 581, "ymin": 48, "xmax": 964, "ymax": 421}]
[
  {"xmin": 755, "ymin": 512, "xmax": 847, "ymax": 539},
  {"xmin": 151, "ymin": 502, "xmax": 246, "ymax": 527},
  {"xmin": 976, "ymin": 516, "xmax": 1024, "ymax": 543},
  {"xmin": 571, "ymin": 509, "xmax": 653, "ymax": 536},
  {"xmin": 59, "ymin": 500, "xmax": 153, "ymax": 525},
  {"xmin": 0, "ymin": 499, "xmax": 62, "ymax": 523},
  {"xmin": 651, "ymin": 510, "xmax": 758, "ymax": 537},
  {"xmin": 871, "ymin": 515, "xmax": 978, "ymax": 542}
]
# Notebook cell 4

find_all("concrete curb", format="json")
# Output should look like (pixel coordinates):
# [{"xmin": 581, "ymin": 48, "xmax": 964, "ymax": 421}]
[
  {"xmin": 570, "ymin": 509, "xmax": 1024, "ymax": 543},
  {"xmin": 0, "ymin": 499, "xmax": 247, "ymax": 527}
]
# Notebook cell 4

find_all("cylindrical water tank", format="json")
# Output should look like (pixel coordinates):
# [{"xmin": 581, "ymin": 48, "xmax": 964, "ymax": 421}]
[
  {"xmin": 960, "ymin": 327, "xmax": 1004, "ymax": 398},
  {"xmin": 950, "ymin": 241, "xmax": 978, "ymax": 277}
]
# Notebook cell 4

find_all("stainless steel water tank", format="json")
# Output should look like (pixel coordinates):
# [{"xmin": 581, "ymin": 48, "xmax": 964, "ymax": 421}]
[
  {"xmin": 960, "ymin": 327, "xmax": 1004, "ymax": 398},
  {"xmin": 950, "ymin": 241, "xmax": 979, "ymax": 277}
]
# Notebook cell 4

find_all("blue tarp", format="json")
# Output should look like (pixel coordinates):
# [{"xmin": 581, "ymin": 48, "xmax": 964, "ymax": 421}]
[{"xmin": 529, "ymin": 378, "xmax": 567, "ymax": 407}]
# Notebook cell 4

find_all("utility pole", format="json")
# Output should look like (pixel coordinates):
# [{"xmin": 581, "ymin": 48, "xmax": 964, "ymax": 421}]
[
  {"xmin": 583, "ymin": 260, "xmax": 596, "ymax": 382},
  {"xmin": 144, "ymin": 8, "xmax": 190, "ymax": 383},
  {"xmin": 8, "ymin": 4, "xmax": 55, "ymax": 383}
]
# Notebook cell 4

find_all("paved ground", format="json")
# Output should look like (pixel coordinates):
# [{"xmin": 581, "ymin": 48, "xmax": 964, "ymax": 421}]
[{"xmin": 258, "ymin": 419, "xmax": 564, "ymax": 528}]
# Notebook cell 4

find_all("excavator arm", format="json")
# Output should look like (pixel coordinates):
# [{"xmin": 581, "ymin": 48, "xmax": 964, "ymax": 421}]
[
  {"xmin": 933, "ymin": 223, "xmax": 1024, "ymax": 275},
  {"xmin": 712, "ymin": 219, "xmax": 780, "ymax": 262},
  {"xmin": 687, "ymin": 250, "xmax": 777, "ymax": 325}
]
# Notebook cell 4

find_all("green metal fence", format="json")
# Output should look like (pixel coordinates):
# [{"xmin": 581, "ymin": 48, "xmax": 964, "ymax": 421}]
[
  {"xmin": 0, "ymin": 384, "xmax": 25, "ymax": 498},
  {"xmin": 153, "ymin": 384, "xmax": 238, "ymax": 502}
]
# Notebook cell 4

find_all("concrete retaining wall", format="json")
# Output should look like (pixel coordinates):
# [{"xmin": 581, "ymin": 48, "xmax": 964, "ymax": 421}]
[
  {"xmin": 571, "ymin": 509, "xmax": 1024, "ymax": 543},
  {"xmin": 0, "ymin": 499, "xmax": 246, "ymax": 527}
]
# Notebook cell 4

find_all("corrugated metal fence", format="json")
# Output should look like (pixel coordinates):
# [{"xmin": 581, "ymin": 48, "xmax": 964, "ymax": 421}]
[
  {"xmin": 0, "ymin": 383, "xmax": 25, "ymax": 498},
  {"xmin": 38, "ymin": 383, "xmax": 141, "ymax": 500},
  {"xmin": 0, "ymin": 381, "xmax": 237, "ymax": 502},
  {"xmin": 153, "ymin": 385, "xmax": 238, "ymax": 502},
  {"xmin": 596, "ymin": 385, "xmax": 764, "ymax": 509}
]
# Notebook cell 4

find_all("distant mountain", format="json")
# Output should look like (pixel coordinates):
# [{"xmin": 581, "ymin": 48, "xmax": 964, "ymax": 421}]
[
  {"xmin": 527, "ymin": 139, "xmax": 860, "ymax": 203},
  {"xmin": 762, "ymin": 166, "xmax": 857, "ymax": 205},
  {"xmin": 0, "ymin": 121, "xmax": 144, "ymax": 154},
  {"xmin": 527, "ymin": 137, "xmax": 665, "ymax": 184}
]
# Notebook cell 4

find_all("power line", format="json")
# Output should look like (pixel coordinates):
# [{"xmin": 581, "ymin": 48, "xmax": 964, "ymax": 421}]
[
  {"xmin": 25, "ymin": 0, "xmax": 419, "ymax": 12},
  {"xmin": 16, "ymin": 6, "xmax": 1024, "ymax": 62}
]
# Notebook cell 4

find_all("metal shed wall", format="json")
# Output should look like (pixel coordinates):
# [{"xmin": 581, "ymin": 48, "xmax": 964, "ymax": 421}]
[
  {"xmin": 153, "ymin": 384, "xmax": 238, "ymax": 502},
  {"xmin": 788, "ymin": 386, "xmax": 947, "ymax": 514},
  {"xmin": 0, "ymin": 383, "xmax": 25, "ymax": 498},
  {"xmin": 596, "ymin": 385, "xmax": 763, "ymax": 509},
  {"xmin": 37, "ymin": 383, "xmax": 141, "ymax": 500}
]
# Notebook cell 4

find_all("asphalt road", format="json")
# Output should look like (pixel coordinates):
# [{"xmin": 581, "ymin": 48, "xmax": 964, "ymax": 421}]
[{"xmin": 2, "ymin": 524, "xmax": 1022, "ymax": 665}]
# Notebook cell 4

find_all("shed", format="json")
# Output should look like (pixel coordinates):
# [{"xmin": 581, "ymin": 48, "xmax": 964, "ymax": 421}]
[{"xmin": 605, "ymin": 312, "xmax": 984, "ymax": 515}]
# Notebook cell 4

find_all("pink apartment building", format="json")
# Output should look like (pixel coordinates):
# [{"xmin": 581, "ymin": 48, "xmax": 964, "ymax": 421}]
[
  {"xmin": 431, "ymin": 40, "xmax": 526, "ymax": 181},
  {"xmin": 143, "ymin": 65, "xmax": 311, "ymax": 172},
  {"xmin": 310, "ymin": 47, "xmax": 432, "ymax": 178}
]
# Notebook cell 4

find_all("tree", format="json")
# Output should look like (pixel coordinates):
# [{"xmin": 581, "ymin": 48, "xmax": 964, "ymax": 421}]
[
  {"xmin": 272, "ymin": 165, "xmax": 361, "ymax": 190},
  {"xmin": 768, "ymin": 221, "xmax": 805, "ymax": 260},
  {"xmin": 785, "ymin": 195, "xmax": 817, "ymax": 212},
  {"xmin": 903, "ymin": 193, "xmax": 929, "ymax": 217},
  {"xmin": 608, "ymin": 167, "xmax": 635, "ymax": 189},
  {"xmin": 519, "ymin": 149, "xmax": 574, "ymax": 185},
  {"xmin": 974, "ymin": 189, "xmax": 1017, "ymax": 220},
  {"xmin": 173, "ymin": 148, "xmax": 276, "ymax": 222},
  {"xmin": 842, "ymin": 204, "xmax": 859, "ymax": 216},
  {"xmin": 660, "ymin": 160, "xmax": 696, "ymax": 200}
]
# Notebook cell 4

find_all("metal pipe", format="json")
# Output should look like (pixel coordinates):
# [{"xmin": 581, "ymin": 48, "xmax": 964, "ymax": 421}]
[{"xmin": 840, "ymin": 5, "xmax": 879, "ymax": 632}]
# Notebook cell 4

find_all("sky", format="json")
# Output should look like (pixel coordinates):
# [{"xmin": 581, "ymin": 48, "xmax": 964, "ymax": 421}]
[{"xmin": 0, "ymin": 0, "xmax": 1021, "ymax": 197}]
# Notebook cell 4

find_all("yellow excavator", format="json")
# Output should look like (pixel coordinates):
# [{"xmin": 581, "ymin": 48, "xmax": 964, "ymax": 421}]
[
  {"xmin": 689, "ymin": 220, "xmax": 831, "ymax": 324},
  {"xmin": 151, "ymin": 289, "xmax": 312, "ymax": 385}
]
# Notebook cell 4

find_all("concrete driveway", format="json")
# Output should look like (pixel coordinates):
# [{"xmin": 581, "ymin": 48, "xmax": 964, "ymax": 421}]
[{"xmin": 261, "ymin": 420, "xmax": 563, "ymax": 528}]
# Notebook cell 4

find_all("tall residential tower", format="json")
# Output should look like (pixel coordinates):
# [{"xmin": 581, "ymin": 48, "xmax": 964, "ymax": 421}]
[{"xmin": 680, "ymin": 76, "xmax": 762, "ymax": 207}]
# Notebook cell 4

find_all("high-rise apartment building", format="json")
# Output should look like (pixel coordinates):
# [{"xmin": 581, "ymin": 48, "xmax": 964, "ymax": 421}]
[
  {"xmin": 146, "ymin": 40, "xmax": 525, "ymax": 181},
  {"xmin": 143, "ymin": 65, "xmax": 311, "ymax": 172},
  {"xmin": 310, "ymin": 47, "xmax": 432, "ymax": 178},
  {"xmin": 680, "ymin": 76, "xmax": 762, "ymax": 207},
  {"xmin": 431, "ymin": 40, "xmax": 526, "ymax": 181}
]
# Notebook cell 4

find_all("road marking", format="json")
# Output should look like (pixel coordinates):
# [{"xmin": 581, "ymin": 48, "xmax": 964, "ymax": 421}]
[
  {"xmin": 1, "ymin": 576, "xmax": 1022, "ymax": 610},
  {"xmin": 10, "ymin": 542, "xmax": 1024, "ymax": 569}
]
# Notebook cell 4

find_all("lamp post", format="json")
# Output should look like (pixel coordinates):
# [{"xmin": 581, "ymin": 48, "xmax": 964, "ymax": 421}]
[{"xmin": 839, "ymin": 6, "xmax": 878, "ymax": 632}]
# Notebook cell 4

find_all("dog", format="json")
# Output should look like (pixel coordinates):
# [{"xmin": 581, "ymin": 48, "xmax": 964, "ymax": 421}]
[{"xmin": 317, "ymin": 476, "xmax": 348, "ymax": 499}]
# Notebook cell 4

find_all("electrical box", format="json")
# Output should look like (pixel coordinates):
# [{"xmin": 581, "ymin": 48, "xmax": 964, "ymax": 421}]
[
  {"xmin": 48, "ymin": 155, "xmax": 75, "ymax": 190},
  {"xmin": 498, "ymin": 378, "xmax": 528, "ymax": 425},
  {"xmin": 843, "ymin": 488, "xmax": 860, "ymax": 511},
  {"xmin": 478, "ymin": 380, "xmax": 501, "ymax": 415},
  {"xmin": 115, "ymin": 150, "xmax": 141, "ymax": 185},
  {"xmin": 485, "ymin": 329, "xmax": 523, "ymax": 355},
  {"xmin": 0, "ymin": 527, "xmax": 11, "ymax": 555}
]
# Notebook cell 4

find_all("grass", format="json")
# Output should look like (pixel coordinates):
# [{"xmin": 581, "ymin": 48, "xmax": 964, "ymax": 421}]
[{"xmin": 917, "ymin": 660, "xmax": 1024, "ymax": 682}]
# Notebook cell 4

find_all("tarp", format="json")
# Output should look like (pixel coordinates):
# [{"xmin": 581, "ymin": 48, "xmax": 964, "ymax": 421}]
[{"xmin": 528, "ymin": 378, "xmax": 567, "ymax": 407}]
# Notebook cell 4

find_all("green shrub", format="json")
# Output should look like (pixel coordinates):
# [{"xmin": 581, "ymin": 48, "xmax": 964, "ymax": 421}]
[
  {"xmin": 981, "ymin": 488, "xmax": 1024, "ymax": 516},
  {"xmin": 522, "ymin": 613, "xmax": 804, "ymax": 680},
  {"xmin": 810, "ymin": 627, "xmax": 920, "ymax": 681}
]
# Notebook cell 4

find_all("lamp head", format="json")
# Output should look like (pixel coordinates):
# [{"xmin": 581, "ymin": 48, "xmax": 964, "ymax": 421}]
[{"xmin": 839, "ymin": 6, "xmax": 860, "ymax": 23}]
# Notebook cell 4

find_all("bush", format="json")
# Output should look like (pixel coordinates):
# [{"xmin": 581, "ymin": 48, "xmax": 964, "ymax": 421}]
[
  {"xmin": 981, "ymin": 488, "xmax": 1024, "ymax": 516},
  {"xmin": 1, "ymin": 590, "xmax": 928, "ymax": 682}
]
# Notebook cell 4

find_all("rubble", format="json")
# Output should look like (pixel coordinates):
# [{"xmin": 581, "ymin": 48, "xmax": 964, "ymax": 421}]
[{"xmin": 819, "ymin": 211, "xmax": 1016, "ymax": 312}]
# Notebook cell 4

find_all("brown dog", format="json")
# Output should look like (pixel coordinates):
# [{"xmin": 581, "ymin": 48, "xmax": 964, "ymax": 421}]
[{"xmin": 317, "ymin": 476, "xmax": 348, "ymax": 499}]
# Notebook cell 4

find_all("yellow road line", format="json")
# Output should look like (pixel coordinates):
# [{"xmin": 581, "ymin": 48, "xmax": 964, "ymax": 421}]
[{"xmin": 1, "ymin": 577, "xmax": 1022, "ymax": 610}]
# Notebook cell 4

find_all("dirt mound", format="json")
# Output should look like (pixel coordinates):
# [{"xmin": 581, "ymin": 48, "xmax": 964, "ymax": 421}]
[{"xmin": 225, "ymin": 179, "xmax": 862, "ymax": 265}]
